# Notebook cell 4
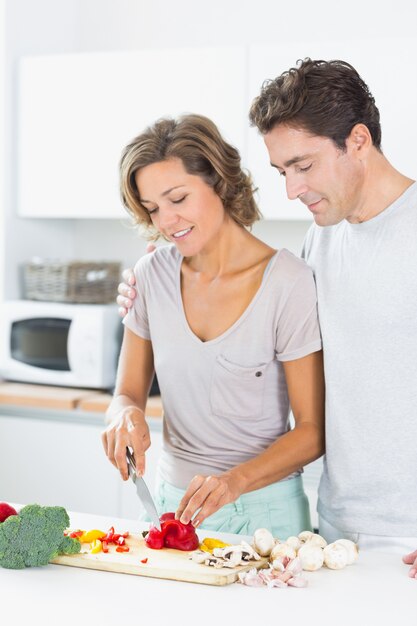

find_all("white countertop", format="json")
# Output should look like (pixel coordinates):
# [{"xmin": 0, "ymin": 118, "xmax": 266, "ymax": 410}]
[{"xmin": 2, "ymin": 508, "xmax": 415, "ymax": 626}]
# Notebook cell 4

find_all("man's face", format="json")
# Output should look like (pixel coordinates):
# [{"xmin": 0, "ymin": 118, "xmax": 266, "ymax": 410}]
[{"xmin": 264, "ymin": 124, "xmax": 364, "ymax": 226}]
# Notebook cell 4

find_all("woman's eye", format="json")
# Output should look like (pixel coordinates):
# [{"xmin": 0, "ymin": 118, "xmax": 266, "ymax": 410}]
[
  {"xmin": 147, "ymin": 207, "xmax": 158, "ymax": 215},
  {"xmin": 171, "ymin": 196, "xmax": 186, "ymax": 204}
]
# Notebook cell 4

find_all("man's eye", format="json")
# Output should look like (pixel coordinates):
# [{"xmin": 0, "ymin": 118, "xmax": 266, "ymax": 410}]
[
  {"xmin": 278, "ymin": 171, "xmax": 286, "ymax": 177},
  {"xmin": 298, "ymin": 164, "xmax": 312, "ymax": 173}
]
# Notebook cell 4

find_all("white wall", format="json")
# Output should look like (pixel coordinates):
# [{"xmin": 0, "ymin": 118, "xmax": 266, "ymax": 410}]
[{"xmin": 4, "ymin": 0, "xmax": 417, "ymax": 296}]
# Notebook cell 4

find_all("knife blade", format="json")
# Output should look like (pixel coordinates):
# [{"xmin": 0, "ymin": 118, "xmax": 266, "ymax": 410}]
[{"xmin": 126, "ymin": 447, "xmax": 161, "ymax": 530}]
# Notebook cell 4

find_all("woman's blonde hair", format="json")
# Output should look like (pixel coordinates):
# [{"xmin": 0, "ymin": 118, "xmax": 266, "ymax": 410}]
[{"xmin": 120, "ymin": 114, "xmax": 261, "ymax": 239}]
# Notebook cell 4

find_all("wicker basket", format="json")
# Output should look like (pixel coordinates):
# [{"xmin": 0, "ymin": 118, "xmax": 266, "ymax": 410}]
[{"xmin": 23, "ymin": 260, "xmax": 122, "ymax": 304}]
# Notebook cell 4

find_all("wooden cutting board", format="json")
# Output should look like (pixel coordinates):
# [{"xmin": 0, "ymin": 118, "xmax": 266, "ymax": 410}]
[{"xmin": 50, "ymin": 534, "xmax": 267, "ymax": 586}]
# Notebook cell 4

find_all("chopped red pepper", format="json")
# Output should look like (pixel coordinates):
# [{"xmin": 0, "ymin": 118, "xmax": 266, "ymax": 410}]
[
  {"xmin": 69, "ymin": 530, "xmax": 84, "ymax": 539},
  {"xmin": 117, "ymin": 536, "xmax": 125, "ymax": 546},
  {"xmin": 116, "ymin": 545, "xmax": 130, "ymax": 553},
  {"xmin": 145, "ymin": 512, "xmax": 199, "ymax": 551},
  {"xmin": 140, "ymin": 558, "xmax": 148, "ymax": 564},
  {"xmin": 101, "ymin": 540, "xmax": 109, "ymax": 553}
]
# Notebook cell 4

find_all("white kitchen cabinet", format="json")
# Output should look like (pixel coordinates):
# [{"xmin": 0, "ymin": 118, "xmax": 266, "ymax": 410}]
[
  {"xmin": 0, "ymin": 413, "xmax": 120, "ymax": 516},
  {"xmin": 17, "ymin": 46, "xmax": 247, "ymax": 218},
  {"xmin": 0, "ymin": 411, "xmax": 163, "ymax": 519},
  {"xmin": 248, "ymin": 37, "xmax": 417, "ymax": 219}
]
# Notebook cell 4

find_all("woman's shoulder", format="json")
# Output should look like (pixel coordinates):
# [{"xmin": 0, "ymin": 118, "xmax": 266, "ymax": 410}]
[
  {"xmin": 133, "ymin": 244, "xmax": 180, "ymax": 277},
  {"xmin": 273, "ymin": 248, "xmax": 314, "ymax": 282}
]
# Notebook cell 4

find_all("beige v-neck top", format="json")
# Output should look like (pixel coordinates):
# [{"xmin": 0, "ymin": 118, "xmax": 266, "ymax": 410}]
[{"xmin": 123, "ymin": 244, "xmax": 322, "ymax": 489}]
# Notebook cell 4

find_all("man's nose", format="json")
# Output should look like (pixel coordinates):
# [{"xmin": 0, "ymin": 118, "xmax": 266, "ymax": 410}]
[{"xmin": 285, "ymin": 174, "xmax": 308, "ymax": 201}]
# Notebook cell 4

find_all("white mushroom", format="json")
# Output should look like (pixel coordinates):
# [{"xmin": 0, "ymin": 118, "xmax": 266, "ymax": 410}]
[
  {"xmin": 298, "ymin": 530, "xmax": 314, "ymax": 543},
  {"xmin": 285, "ymin": 535, "xmax": 302, "ymax": 552},
  {"xmin": 323, "ymin": 542, "xmax": 349, "ymax": 569},
  {"xmin": 334, "ymin": 539, "xmax": 359, "ymax": 565},
  {"xmin": 306, "ymin": 533, "xmax": 327, "ymax": 549},
  {"xmin": 252, "ymin": 528, "xmax": 276, "ymax": 557},
  {"xmin": 297, "ymin": 543, "xmax": 324, "ymax": 571},
  {"xmin": 270, "ymin": 542, "xmax": 297, "ymax": 561}
]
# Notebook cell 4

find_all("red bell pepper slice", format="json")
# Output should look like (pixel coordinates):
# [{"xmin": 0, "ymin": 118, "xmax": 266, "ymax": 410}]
[
  {"xmin": 116, "ymin": 546, "xmax": 130, "ymax": 553},
  {"xmin": 145, "ymin": 512, "xmax": 199, "ymax": 551}
]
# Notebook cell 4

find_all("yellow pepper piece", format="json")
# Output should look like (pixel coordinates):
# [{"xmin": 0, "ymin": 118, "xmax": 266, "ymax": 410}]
[
  {"xmin": 90, "ymin": 539, "xmax": 103, "ymax": 554},
  {"xmin": 199, "ymin": 537, "xmax": 231, "ymax": 553},
  {"xmin": 79, "ymin": 529, "xmax": 106, "ymax": 543}
]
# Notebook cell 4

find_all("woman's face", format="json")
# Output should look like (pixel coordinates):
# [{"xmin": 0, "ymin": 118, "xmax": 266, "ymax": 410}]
[{"xmin": 135, "ymin": 157, "xmax": 228, "ymax": 256}]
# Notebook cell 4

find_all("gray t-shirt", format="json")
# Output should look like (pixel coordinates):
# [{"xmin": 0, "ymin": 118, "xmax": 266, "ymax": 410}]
[
  {"xmin": 124, "ymin": 245, "xmax": 322, "ymax": 488},
  {"xmin": 303, "ymin": 181, "xmax": 417, "ymax": 536}
]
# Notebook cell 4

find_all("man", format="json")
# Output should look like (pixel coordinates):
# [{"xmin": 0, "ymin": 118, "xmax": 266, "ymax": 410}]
[{"xmin": 118, "ymin": 58, "xmax": 417, "ymax": 577}]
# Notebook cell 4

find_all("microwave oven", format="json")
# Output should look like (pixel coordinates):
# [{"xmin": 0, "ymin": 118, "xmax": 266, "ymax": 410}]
[{"xmin": 0, "ymin": 300, "xmax": 122, "ymax": 389}]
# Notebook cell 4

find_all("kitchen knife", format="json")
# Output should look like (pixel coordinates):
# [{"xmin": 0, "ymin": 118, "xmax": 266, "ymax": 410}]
[{"xmin": 126, "ymin": 447, "xmax": 161, "ymax": 530}]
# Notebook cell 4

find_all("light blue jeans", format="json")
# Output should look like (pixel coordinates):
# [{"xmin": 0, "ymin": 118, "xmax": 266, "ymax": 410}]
[{"xmin": 150, "ymin": 474, "xmax": 312, "ymax": 540}]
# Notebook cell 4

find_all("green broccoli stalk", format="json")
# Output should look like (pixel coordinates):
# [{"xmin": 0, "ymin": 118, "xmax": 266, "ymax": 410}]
[{"xmin": 0, "ymin": 504, "xmax": 81, "ymax": 569}]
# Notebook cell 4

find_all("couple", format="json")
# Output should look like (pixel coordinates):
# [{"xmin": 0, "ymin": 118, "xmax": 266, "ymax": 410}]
[{"xmin": 102, "ymin": 58, "xmax": 417, "ymax": 577}]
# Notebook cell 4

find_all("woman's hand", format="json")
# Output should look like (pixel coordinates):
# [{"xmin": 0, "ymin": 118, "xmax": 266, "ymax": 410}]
[
  {"xmin": 176, "ymin": 472, "xmax": 245, "ymax": 527},
  {"xmin": 101, "ymin": 406, "xmax": 151, "ymax": 480},
  {"xmin": 117, "ymin": 244, "xmax": 156, "ymax": 317}
]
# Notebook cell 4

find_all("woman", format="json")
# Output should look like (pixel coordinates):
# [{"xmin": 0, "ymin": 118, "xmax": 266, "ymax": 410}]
[{"xmin": 102, "ymin": 114, "xmax": 325, "ymax": 538}]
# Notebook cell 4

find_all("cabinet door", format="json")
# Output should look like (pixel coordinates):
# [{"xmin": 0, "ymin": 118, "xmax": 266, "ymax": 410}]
[
  {"xmin": 0, "ymin": 415, "xmax": 120, "ymax": 517},
  {"xmin": 248, "ymin": 37, "xmax": 417, "ymax": 219},
  {"xmin": 17, "ymin": 47, "xmax": 247, "ymax": 218}
]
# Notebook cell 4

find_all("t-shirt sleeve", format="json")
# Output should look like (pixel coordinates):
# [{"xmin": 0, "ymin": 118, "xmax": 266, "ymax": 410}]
[
  {"xmin": 122, "ymin": 257, "xmax": 151, "ymax": 341},
  {"xmin": 275, "ymin": 263, "xmax": 322, "ymax": 362}
]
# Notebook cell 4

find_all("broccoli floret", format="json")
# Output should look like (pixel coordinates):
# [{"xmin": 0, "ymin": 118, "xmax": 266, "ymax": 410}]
[{"xmin": 0, "ymin": 504, "xmax": 80, "ymax": 569}]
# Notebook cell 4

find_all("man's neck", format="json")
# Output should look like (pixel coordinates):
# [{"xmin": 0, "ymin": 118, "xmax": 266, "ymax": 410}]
[{"xmin": 347, "ymin": 154, "xmax": 414, "ymax": 224}]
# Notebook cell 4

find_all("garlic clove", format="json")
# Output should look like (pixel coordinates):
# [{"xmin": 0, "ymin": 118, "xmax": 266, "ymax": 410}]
[
  {"xmin": 252, "ymin": 528, "xmax": 276, "ymax": 557},
  {"xmin": 288, "ymin": 576, "xmax": 308, "ymax": 587},
  {"xmin": 334, "ymin": 539, "xmax": 359, "ymax": 565},
  {"xmin": 297, "ymin": 543, "xmax": 324, "ymax": 571},
  {"xmin": 323, "ymin": 542, "xmax": 349, "ymax": 569}
]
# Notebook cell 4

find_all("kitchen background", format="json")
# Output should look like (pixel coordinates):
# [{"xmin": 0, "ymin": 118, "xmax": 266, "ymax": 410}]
[{"xmin": 0, "ymin": 0, "xmax": 416, "ymax": 525}]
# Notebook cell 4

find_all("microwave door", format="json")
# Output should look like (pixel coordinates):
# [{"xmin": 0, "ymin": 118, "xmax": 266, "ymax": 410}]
[{"xmin": 10, "ymin": 317, "xmax": 71, "ymax": 371}]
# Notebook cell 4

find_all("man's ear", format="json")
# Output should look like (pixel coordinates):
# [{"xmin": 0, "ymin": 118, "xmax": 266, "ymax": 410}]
[{"xmin": 346, "ymin": 123, "xmax": 373, "ymax": 158}]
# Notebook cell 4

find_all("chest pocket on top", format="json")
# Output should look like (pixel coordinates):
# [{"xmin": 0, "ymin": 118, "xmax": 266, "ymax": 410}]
[{"xmin": 210, "ymin": 354, "xmax": 269, "ymax": 420}]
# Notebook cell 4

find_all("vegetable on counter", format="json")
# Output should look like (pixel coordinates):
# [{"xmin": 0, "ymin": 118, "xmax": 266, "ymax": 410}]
[
  {"xmin": 0, "ymin": 502, "xmax": 18, "ymax": 523},
  {"xmin": 145, "ymin": 512, "xmax": 199, "ymax": 551},
  {"xmin": 0, "ymin": 503, "xmax": 81, "ymax": 569}
]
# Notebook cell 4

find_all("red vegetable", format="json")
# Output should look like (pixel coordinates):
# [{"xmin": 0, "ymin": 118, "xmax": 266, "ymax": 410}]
[
  {"xmin": 145, "ymin": 512, "xmax": 199, "ymax": 551},
  {"xmin": 116, "ymin": 545, "xmax": 130, "ymax": 553},
  {"xmin": 0, "ymin": 502, "xmax": 18, "ymax": 523},
  {"xmin": 140, "ymin": 558, "xmax": 148, "ymax": 564}
]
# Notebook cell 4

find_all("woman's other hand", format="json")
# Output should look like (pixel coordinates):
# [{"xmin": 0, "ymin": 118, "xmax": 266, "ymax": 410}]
[
  {"xmin": 117, "ymin": 244, "xmax": 156, "ymax": 317},
  {"xmin": 176, "ymin": 472, "xmax": 245, "ymax": 528},
  {"xmin": 101, "ymin": 406, "xmax": 151, "ymax": 480}
]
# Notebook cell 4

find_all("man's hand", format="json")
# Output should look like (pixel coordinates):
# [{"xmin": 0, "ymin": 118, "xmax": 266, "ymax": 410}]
[
  {"xmin": 175, "ymin": 472, "xmax": 245, "ymax": 528},
  {"xmin": 117, "ymin": 244, "xmax": 156, "ymax": 317},
  {"xmin": 117, "ymin": 268, "xmax": 137, "ymax": 317},
  {"xmin": 403, "ymin": 549, "xmax": 417, "ymax": 578}
]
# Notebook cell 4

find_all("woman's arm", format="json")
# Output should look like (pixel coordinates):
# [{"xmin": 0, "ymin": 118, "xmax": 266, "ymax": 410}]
[
  {"xmin": 101, "ymin": 327, "xmax": 155, "ymax": 480},
  {"xmin": 177, "ymin": 350, "xmax": 325, "ymax": 526}
]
